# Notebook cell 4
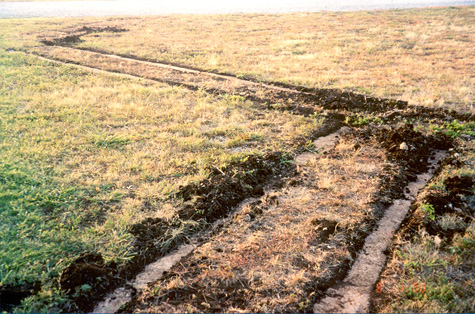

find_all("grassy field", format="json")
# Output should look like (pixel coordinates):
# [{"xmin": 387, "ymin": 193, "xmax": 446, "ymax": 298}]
[{"xmin": 1, "ymin": 6, "xmax": 474, "ymax": 313}]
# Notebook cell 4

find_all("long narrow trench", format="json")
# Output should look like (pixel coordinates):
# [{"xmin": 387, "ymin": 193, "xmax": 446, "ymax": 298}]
[
  {"xmin": 9, "ymin": 44, "xmax": 464, "ymax": 313},
  {"xmin": 32, "ymin": 45, "xmax": 310, "ymax": 98},
  {"xmin": 50, "ymin": 46, "xmax": 307, "ymax": 95},
  {"xmin": 30, "ymin": 45, "xmax": 416, "ymax": 118},
  {"xmin": 313, "ymin": 151, "xmax": 447, "ymax": 313},
  {"xmin": 30, "ymin": 45, "xmax": 474, "ymax": 122}
]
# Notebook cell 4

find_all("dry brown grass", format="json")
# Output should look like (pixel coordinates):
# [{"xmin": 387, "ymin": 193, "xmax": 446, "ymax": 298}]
[
  {"xmin": 48, "ymin": 7, "xmax": 475, "ymax": 111},
  {"xmin": 1, "ymin": 7, "xmax": 474, "ymax": 312},
  {"xmin": 0, "ymin": 20, "xmax": 320, "ymax": 312}
]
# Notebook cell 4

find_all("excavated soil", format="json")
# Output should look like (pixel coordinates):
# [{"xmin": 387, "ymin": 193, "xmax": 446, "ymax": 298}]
[
  {"xmin": 56, "ymin": 151, "xmax": 299, "ymax": 312},
  {"xmin": 0, "ymin": 282, "xmax": 41, "ymax": 312},
  {"xmin": 369, "ymin": 145, "xmax": 475, "ymax": 313},
  {"xmin": 4, "ymin": 25, "xmax": 474, "ymax": 313},
  {"xmin": 423, "ymin": 175, "xmax": 475, "ymax": 240},
  {"xmin": 40, "ymin": 26, "xmax": 128, "ymax": 47},
  {"xmin": 176, "ymin": 153, "xmax": 290, "ymax": 220}
]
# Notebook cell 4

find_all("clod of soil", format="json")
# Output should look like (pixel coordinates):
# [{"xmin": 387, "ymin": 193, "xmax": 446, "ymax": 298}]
[
  {"xmin": 41, "ymin": 26, "xmax": 127, "ymax": 47},
  {"xmin": 423, "ymin": 175, "xmax": 474, "ymax": 239},
  {"xmin": 380, "ymin": 124, "xmax": 452, "ymax": 172},
  {"xmin": 308, "ymin": 219, "xmax": 338, "ymax": 246},
  {"xmin": 445, "ymin": 176, "xmax": 475, "ymax": 196},
  {"xmin": 177, "ymin": 152, "xmax": 295, "ymax": 222},
  {"xmin": 59, "ymin": 254, "xmax": 117, "ymax": 311},
  {"xmin": 41, "ymin": 35, "xmax": 84, "ymax": 46}
]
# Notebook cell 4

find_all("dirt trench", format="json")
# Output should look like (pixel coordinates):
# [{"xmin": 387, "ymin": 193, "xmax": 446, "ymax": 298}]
[
  {"xmin": 3, "ymin": 26, "xmax": 473, "ymax": 313},
  {"xmin": 115, "ymin": 124, "xmax": 454, "ymax": 313},
  {"xmin": 313, "ymin": 150, "xmax": 447, "ymax": 313},
  {"xmin": 28, "ymin": 27, "xmax": 475, "ymax": 122},
  {"xmin": 30, "ymin": 44, "xmax": 474, "ymax": 127}
]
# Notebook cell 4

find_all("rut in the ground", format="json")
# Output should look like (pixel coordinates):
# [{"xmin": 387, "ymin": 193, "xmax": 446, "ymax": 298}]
[
  {"xmin": 6, "ymin": 36, "xmax": 469, "ymax": 313},
  {"xmin": 313, "ymin": 151, "xmax": 447, "ymax": 313},
  {"xmin": 29, "ymin": 45, "xmax": 474, "ymax": 123},
  {"xmin": 30, "ymin": 45, "xmax": 411, "ymax": 116}
]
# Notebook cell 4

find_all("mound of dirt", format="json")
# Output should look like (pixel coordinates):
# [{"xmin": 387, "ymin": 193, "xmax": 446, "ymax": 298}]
[
  {"xmin": 422, "ymin": 175, "xmax": 474, "ymax": 240},
  {"xmin": 380, "ymin": 124, "xmax": 452, "ymax": 172},
  {"xmin": 445, "ymin": 176, "xmax": 475, "ymax": 196},
  {"xmin": 308, "ymin": 219, "xmax": 339, "ymax": 246},
  {"xmin": 41, "ymin": 35, "xmax": 83, "ymax": 46},
  {"xmin": 59, "ymin": 254, "xmax": 118, "ymax": 312},
  {"xmin": 177, "ymin": 152, "xmax": 294, "ymax": 222},
  {"xmin": 75, "ymin": 26, "xmax": 128, "ymax": 34},
  {"xmin": 41, "ymin": 26, "xmax": 128, "ymax": 47}
]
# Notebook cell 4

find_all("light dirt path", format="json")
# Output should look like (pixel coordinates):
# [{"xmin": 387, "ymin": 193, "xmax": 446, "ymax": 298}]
[
  {"xmin": 93, "ymin": 244, "xmax": 195, "ymax": 313},
  {"xmin": 33, "ymin": 46, "xmax": 311, "ymax": 97},
  {"xmin": 30, "ymin": 52, "xmax": 164, "ymax": 86}
]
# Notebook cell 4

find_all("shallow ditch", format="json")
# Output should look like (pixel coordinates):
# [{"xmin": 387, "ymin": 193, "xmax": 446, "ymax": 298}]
[
  {"xmin": 29, "ymin": 26, "xmax": 475, "ymax": 122},
  {"xmin": 28, "ymin": 45, "xmax": 474, "ymax": 126},
  {"xmin": 313, "ymin": 150, "xmax": 447, "ymax": 313},
  {"xmin": 368, "ymin": 141, "xmax": 475, "ymax": 313}
]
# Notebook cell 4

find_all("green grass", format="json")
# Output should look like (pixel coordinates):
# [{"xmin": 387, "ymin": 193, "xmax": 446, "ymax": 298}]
[
  {"xmin": 0, "ymin": 51, "xmax": 134, "ymax": 284},
  {"xmin": 382, "ymin": 222, "xmax": 475, "ymax": 313}
]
